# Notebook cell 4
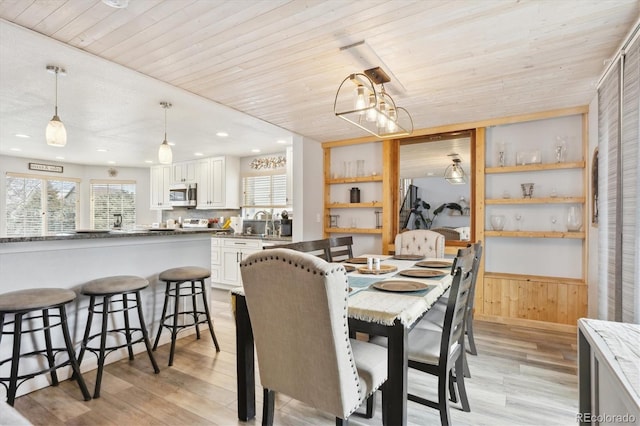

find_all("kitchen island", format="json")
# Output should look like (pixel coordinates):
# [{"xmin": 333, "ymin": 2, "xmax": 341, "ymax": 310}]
[{"xmin": 0, "ymin": 228, "xmax": 290, "ymax": 400}]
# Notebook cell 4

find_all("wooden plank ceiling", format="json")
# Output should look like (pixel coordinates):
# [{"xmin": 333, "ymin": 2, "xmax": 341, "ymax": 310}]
[{"xmin": 0, "ymin": 0, "xmax": 638, "ymax": 166}]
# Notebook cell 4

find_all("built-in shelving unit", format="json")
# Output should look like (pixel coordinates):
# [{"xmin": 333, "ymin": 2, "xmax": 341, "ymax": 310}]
[
  {"xmin": 485, "ymin": 161, "xmax": 585, "ymax": 174},
  {"xmin": 484, "ymin": 230, "xmax": 585, "ymax": 239},
  {"xmin": 486, "ymin": 197, "xmax": 585, "ymax": 205}
]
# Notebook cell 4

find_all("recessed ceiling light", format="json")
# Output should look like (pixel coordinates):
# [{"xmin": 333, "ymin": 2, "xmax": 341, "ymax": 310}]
[
  {"xmin": 276, "ymin": 139, "xmax": 287, "ymax": 144},
  {"xmin": 194, "ymin": 152, "xmax": 204, "ymax": 156},
  {"xmin": 97, "ymin": 148, "xmax": 107, "ymax": 152},
  {"xmin": 9, "ymin": 147, "xmax": 21, "ymax": 151},
  {"xmin": 426, "ymin": 172, "xmax": 435, "ymax": 176},
  {"xmin": 107, "ymin": 161, "xmax": 116, "ymax": 164},
  {"xmin": 144, "ymin": 160, "xmax": 153, "ymax": 164},
  {"xmin": 15, "ymin": 134, "xmax": 30, "ymax": 138},
  {"xmin": 251, "ymin": 149, "xmax": 261, "ymax": 153},
  {"xmin": 56, "ymin": 156, "xmax": 64, "ymax": 160},
  {"xmin": 216, "ymin": 132, "xmax": 228, "ymax": 137}
]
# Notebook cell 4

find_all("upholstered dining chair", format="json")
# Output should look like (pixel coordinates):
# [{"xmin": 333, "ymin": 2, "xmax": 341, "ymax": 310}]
[
  {"xmin": 327, "ymin": 236, "xmax": 354, "ymax": 262},
  {"xmin": 239, "ymin": 249, "xmax": 387, "ymax": 426},
  {"xmin": 394, "ymin": 229, "xmax": 445, "ymax": 258},
  {"xmin": 370, "ymin": 246, "xmax": 475, "ymax": 426}
]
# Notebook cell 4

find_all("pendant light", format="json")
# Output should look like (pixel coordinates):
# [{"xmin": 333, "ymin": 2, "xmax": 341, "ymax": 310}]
[
  {"xmin": 158, "ymin": 101, "xmax": 173, "ymax": 164},
  {"xmin": 45, "ymin": 65, "xmax": 67, "ymax": 147},
  {"xmin": 444, "ymin": 158, "xmax": 467, "ymax": 185}
]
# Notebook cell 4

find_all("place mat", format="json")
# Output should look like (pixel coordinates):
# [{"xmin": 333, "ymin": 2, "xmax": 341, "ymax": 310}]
[
  {"xmin": 415, "ymin": 260, "xmax": 453, "ymax": 268},
  {"xmin": 357, "ymin": 265, "xmax": 398, "ymax": 275},
  {"xmin": 398, "ymin": 269, "xmax": 448, "ymax": 278},
  {"xmin": 74, "ymin": 229, "xmax": 111, "ymax": 234},
  {"xmin": 344, "ymin": 257, "xmax": 368, "ymax": 264},
  {"xmin": 372, "ymin": 280, "xmax": 429, "ymax": 292},
  {"xmin": 392, "ymin": 254, "xmax": 425, "ymax": 261}
]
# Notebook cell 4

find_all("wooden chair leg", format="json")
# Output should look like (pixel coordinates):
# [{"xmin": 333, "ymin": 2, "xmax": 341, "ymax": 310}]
[
  {"xmin": 439, "ymin": 370, "xmax": 452, "ymax": 426},
  {"xmin": 463, "ymin": 350, "xmax": 471, "ymax": 378},
  {"xmin": 466, "ymin": 316, "xmax": 478, "ymax": 355},
  {"xmin": 336, "ymin": 417, "xmax": 348, "ymax": 425},
  {"xmin": 455, "ymin": 357, "xmax": 471, "ymax": 412},
  {"xmin": 262, "ymin": 388, "xmax": 275, "ymax": 426},
  {"xmin": 448, "ymin": 370, "xmax": 458, "ymax": 403},
  {"xmin": 365, "ymin": 393, "xmax": 375, "ymax": 418}
]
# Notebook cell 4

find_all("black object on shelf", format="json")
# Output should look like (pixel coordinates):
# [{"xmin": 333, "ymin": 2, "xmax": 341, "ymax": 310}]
[{"xmin": 350, "ymin": 187, "xmax": 361, "ymax": 203}]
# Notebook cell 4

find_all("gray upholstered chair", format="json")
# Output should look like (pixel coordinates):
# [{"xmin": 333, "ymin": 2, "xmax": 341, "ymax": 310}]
[
  {"xmin": 240, "ymin": 248, "xmax": 387, "ymax": 425},
  {"xmin": 265, "ymin": 238, "xmax": 331, "ymax": 260},
  {"xmin": 394, "ymin": 229, "xmax": 445, "ymax": 258}
]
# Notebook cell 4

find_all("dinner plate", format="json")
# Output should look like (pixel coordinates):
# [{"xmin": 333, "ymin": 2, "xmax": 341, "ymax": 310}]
[
  {"xmin": 357, "ymin": 264, "xmax": 398, "ymax": 275},
  {"xmin": 398, "ymin": 269, "xmax": 448, "ymax": 278},
  {"xmin": 343, "ymin": 265, "xmax": 356, "ymax": 272},
  {"xmin": 343, "ymin": 257, "xmax": 368, "ymax": 264},
  {"xmin": 74, "ymin": 229, "xmax": 111, "ymax": 234},
  {"xmin": 373, "ymin": 280, "xmax": 429, "ymax": 292},
  {"xmin": 392, "ymin": 254, "xmax": 425, "ymax": 261},
  {"xmin": 415, "ymin": 260, "xmax": 454, "ymax": 268}
]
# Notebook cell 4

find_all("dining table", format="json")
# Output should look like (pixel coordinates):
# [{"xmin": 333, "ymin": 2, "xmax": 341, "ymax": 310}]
[{"xmin": 231, "ymin": 254, "xmax": 454, "ymax": 426}]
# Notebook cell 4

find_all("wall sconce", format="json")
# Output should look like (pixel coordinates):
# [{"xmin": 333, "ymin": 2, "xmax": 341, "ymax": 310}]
[
  {"xmin": 334, "ymin": 67, "xmax": 413, "ymax": 138},
  {"xmin": 444, "ymin": 158, "xmax": 467, "ymax": 185}
]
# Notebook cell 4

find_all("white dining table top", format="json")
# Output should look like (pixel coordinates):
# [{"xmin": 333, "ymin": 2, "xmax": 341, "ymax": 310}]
[{"xmin": 344, "ymin": 256, "xmax": 453, "ymax": 327}]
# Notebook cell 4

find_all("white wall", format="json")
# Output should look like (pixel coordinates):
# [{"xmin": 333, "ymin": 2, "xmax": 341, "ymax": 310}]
[
  {"xmin": 292, "ymin": 135, "xmax": 323, "ymax": 240},
  {"xmin": 0, "ymin": 155, "xmax": 156, "ymax": 235}
]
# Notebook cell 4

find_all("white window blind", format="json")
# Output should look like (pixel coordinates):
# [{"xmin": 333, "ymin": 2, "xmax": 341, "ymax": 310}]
[
  {"xmin": 5, "ymin": 173, "xmax": 79, "ymax": 236},
  {"xmin": 90, "ymin": 180, "xmax": 136, "ymax": 230},
  {"xmin": 242, "ymin": 174, "xmax": 287, "ymax": 207}
]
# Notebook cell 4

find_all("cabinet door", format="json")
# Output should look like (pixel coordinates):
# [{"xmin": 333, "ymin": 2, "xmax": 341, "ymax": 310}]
[
  {"xmin": 173, "ymin": 161, "xmax": 197, "ymax": 183},
  {"xmin": 196, "ymin": 159, "xmax": 212, "ymax": 208},
  {"xmin": 150, "ymin": 165, "xmax": 172, "ymax": 209},
  {"xmin": 210, "ymin": 157, "xmax": 225, "ymax": 207},
  {"xmin": 220, "ymin": 247, "xmax": 241, "ymax": 285}
]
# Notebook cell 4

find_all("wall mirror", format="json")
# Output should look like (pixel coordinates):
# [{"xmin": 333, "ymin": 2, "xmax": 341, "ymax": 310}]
[{"xmin": 397, "ymin": 130, "xmax": 475, "ymax": 248}]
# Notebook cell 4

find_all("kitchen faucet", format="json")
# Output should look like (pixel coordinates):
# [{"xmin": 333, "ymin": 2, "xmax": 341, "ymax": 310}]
[{"xmin": 253, "ymin": 210, "xmax": 269, "ymax": 220}]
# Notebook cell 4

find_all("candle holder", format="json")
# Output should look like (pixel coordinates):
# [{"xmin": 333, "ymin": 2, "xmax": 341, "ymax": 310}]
[
  {"xmin": 521, "ymin": 183, "xmax": 534, "ymax": 199},
  {"xmin": 329, "ymin": 215, "xmax": 339, "ymax": 228}
]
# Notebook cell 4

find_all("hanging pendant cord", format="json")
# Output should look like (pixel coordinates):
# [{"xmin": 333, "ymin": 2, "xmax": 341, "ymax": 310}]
[{"xmin": 54, "ymin": 69, "xmax": 59, "ymax": 116}]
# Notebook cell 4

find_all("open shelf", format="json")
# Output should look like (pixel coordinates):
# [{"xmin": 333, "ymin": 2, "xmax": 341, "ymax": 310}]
[
  {"xmin": 326, "ymin": 202, "xmax": 383, "ymax": 208},
  {"xmin": 486, "ymin": 196, "xmax": 585, "ymax": 205},
  {"xmin": 327, "ymin": 175, "xmax": 383, "ymax": 184},
  {"xmin": 485, "ymin": 230, "xmax": 585, "ymax": 239},
  {"xmin": 485, "ymin": 161, "xmax": 585, "ymax": 174},
  {"xmin": 325, "ymin": 227, "xmax": 383, "ymax": 234}
]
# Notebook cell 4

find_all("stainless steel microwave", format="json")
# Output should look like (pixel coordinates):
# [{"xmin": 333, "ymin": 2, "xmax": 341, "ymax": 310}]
[{"xmin": 169, "ymin": 183, "xmax": 197, "ymax": 207}]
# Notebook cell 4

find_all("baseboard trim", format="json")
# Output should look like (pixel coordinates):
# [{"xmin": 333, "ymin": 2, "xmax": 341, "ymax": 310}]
[{"xmin": 475, "ymin": 314, "xmax": 578, "ymax": 334}]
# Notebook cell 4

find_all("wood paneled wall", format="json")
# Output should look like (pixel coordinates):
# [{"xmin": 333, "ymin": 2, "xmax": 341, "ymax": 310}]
[{"xmin": 478, "ymin": 273, "xmax": 587, "ymax": 328}]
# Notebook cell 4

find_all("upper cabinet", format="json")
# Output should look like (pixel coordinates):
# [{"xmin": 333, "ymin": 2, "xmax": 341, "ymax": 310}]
[
  {"xmin": 172, "ymin": 161, "xmax": 197, "ymax": 184},
  {"xmin": 150, "ymin": 165, "xmax": 172, "ymax": 210},
  {"xmin": 196, "ymin": 156, "xmax": 240, "ymax": 209}
]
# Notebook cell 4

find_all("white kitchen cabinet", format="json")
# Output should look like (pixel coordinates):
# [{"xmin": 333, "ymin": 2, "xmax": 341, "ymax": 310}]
[
  {"xmin": 212, "ymin": 238, "xmax": 262, "ymax": 288},
  {"xmin": 196, "ymin": 156, "xmax": 240, "ymax": 209},
  {"xmin": 150, "ymin": 165, "xmax": 172, "ymax": 210},
  {"xmin": 172, "ymin": 161, "xmax": 197, "ymax": 183}
]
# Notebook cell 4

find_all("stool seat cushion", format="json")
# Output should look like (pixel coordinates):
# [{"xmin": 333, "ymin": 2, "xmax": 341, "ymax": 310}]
[
  {"xmin": 0, "ymin": 288, "xmax": 76, "ymax": 313},
  {"xmin": 159, "ymin": 266, "xmax": 210, "ymax": 282},
  {"xmin": 82, "ymin": 275, "xmax": 148, "ymax": 296}
]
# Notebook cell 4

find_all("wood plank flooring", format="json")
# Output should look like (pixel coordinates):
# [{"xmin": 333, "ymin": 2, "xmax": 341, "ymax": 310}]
[{"xmin": 11, "ymin": 289, "xmax": 579, "ymax": 426}]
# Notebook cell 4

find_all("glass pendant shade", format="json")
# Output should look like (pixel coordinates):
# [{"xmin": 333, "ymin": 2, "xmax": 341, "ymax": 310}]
[
  {"xmin": 444, "ymin": 159, "xmax": 467, "ymax": 184},
  {"xmin": 366, "ymin": 93, "xmax": 377, "ymax": 122},
  {"xmin": 158, "ymin": 139, "xmax": 172, "ymax": 164},
  {"xmin": 354, "ymin": 85, "xmax": 366, "ymax": 113},
  {"xmin": 46, "ymin": 115, "xmax": 67, "ymax": 147}
]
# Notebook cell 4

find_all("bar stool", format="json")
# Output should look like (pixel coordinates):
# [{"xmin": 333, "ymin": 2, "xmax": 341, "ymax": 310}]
[
  {"xmin": 0, "ymin": 288, "xmax": 92, "ymax": 406},
  {"xmin": 153, "ymin": 266, "xmax": 220, "ymax": 366},
  {"xmin": 77, "ymin": 275, "xmax": 159, "ymax": 398}
]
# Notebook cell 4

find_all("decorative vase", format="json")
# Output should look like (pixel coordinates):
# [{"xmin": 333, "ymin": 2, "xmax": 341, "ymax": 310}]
[
  {"xmin": 566, "ymin": 205, "xmax": 583, "ymax": 231},
  {"xmin": 490, "ymin": 215, "xmax": 506, "ymax": 231}
]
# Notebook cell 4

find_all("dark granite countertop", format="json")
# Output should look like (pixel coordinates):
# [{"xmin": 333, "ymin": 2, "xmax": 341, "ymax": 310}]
[{"xmin": 0, "ymin": 229, "xmax": 292, "ymax": 244}]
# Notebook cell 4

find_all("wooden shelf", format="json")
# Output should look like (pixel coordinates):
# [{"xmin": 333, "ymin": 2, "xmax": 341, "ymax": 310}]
[
  {"xmin": 486, "ymin": 196, "xmax": 585, "ymax": 205},
  {"xmin": 326, "ymin": 202, "xmax": 383, "ymax": 208},
  {"xmin": 485, "ymin": 161, "xmax": 585, "ymax": 174},
  {"xmin": 327, "ymin": 175, "xmax": 383, "ymax": 184},
  {"xmin": 325, "ymin": 227, "xmax": 383, "ymax": 234},
  {"xmin": 485, "ymin": 230, "xmax": 585, "ymax": 239}
]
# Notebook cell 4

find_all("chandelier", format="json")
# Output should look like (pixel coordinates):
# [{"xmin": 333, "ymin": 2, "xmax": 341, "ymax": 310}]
[
  {"xmin": 334, "ymin": 67, "xmax": 413, "ymax": 138},
  {"xmin": 444, "ymin": 158, "xmax": 467, "ymax": 185}
]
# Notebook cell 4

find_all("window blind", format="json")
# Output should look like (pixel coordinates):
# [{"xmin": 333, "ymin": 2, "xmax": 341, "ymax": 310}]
[
  {"xmin": 5, "ymin": 173, "xmax": 79, "ymax": 236},
  {"xmin": 242, "ymin": 174, "xmax": 287, "ymax": 207},
  {"xmin": 90, "ymin": 180, "xmax": 136, "ymax": 230}
]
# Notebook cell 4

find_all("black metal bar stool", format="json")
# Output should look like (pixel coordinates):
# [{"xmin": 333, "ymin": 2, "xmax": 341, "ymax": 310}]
[
  {"xmin": 153, "ymin": 266, "xmax": 220, "ymax": 366},
  {"xmin": 0, "ymin": 288, "xmax": 92, "ymax": 406},
  {"xmin": 77, "ymin": 275, "xmax": 159, "ymax": 398}
]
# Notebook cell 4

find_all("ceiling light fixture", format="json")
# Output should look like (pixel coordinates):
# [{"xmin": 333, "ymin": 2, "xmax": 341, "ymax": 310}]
[
  {"xmin": 334, "ymin": 67, "xmax": 413, "ymax": 139},
  {"xmin": 444, "ymin": 158, "xmax": 467, "ymax": 185},
  {"xmin": 45, "ymin": 65, "xmax": 67, "ymax": 147},
  {"xmin": 101, "ymin": 0, "xmax": 129, "ymax": 8},
  {"xmin": 158, "ymin": 101, "xmax": 173, "ymax": 164}
]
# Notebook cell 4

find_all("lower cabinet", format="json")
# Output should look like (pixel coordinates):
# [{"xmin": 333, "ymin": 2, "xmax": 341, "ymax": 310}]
[{"xmin": 211, "ymin": 238, "xmax": 262, "ymax": 289}]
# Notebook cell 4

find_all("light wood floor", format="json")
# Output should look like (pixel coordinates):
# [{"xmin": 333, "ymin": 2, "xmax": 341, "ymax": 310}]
[{"xmin": 11, "ymin": 289, "xmax": 579, "ymax": 426}]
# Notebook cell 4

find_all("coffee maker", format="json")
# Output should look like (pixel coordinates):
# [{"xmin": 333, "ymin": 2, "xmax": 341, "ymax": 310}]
[{"xmin": 280, "ymin": 210, "xmax": 292, "ymax": 236}]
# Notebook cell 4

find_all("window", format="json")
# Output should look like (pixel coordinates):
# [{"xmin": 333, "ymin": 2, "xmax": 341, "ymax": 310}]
[
  {"xmin": 242, "ymin": 173, "xmax": 287, "ymax": 207},
  {"xmin": 90, "ymin": 180, "xmax": 136, "ymax": 230},
  {"xmin": 5, "ymin": 173, "xmax": 79, "ymax": 236}
]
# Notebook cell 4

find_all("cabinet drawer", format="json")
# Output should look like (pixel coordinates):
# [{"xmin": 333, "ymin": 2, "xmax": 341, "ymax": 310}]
[{"xmin": 223, "ymin": 238, "xmax": 262, "ymax": 249}]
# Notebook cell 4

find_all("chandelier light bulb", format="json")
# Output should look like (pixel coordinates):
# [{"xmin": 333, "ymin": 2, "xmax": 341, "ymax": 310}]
[
  {"xmin": 387, "ymin": 107, "xmax": 398, "ymax": 132},
  {"xmin": 354, "ymin": 85, "xmax": 366, "ymax": 114},
  {"xmin": 376, "ymin": 99, "xmax": 387, "ymax": 129},
  {"xmin": 366, "ymin": 93, "xmax": 377, "ymax": 122}
]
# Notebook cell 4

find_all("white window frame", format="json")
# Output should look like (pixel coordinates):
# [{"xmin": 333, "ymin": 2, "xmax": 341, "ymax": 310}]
[
  {"xmin": 242, "ymin": 171, "xmax": 287, "ymax": 208},
  {"xmin": 89, "ymin": 179, "xmax": 136, "ymax": 230}
]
